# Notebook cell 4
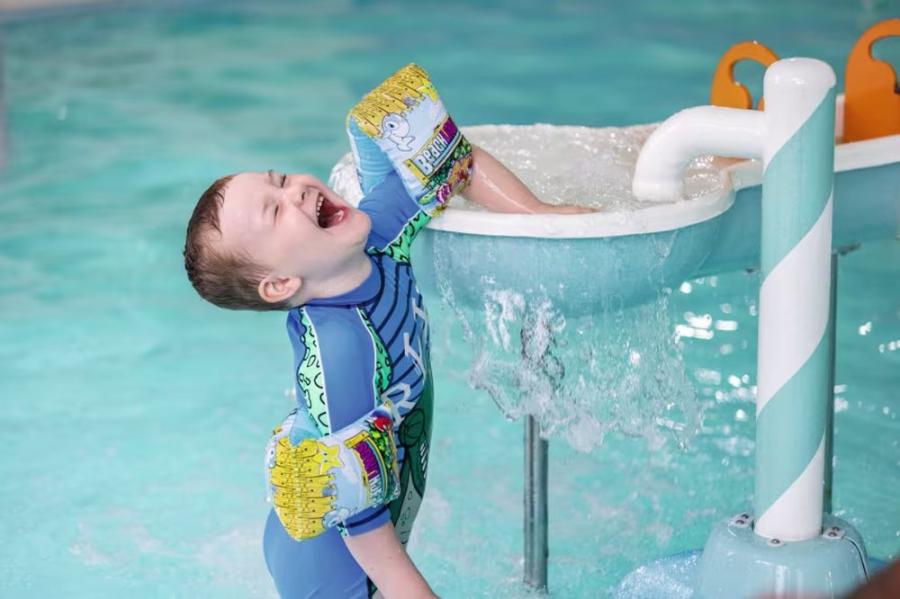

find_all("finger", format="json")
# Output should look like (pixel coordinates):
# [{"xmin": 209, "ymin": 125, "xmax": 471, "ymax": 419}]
[{"xmin": 558, "ymin": 205, "xmax": 596, "ymax": 214}]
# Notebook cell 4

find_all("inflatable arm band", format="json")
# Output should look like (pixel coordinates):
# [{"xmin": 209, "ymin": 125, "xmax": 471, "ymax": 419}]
[
  {"xmin": 347, "ymin": 63, "xmax": 473, "ymax": 208},
  {"xmin": 265, "ymin": 401, "xmax": 402, "ymax": 541}
]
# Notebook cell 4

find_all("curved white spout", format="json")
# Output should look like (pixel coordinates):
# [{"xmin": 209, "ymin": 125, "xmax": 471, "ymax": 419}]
[{"xmin": 632, "ymin": 106, "xmax": 766, "ymax": 201}]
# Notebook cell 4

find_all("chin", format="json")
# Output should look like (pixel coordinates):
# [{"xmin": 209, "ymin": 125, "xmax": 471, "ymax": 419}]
[{"xmin": 351, "ymin": 209, "xmax": 372, "ymax": 243}]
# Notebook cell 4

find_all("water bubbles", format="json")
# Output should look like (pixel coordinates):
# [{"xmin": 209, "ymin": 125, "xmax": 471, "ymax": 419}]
[
  {"xmin": 684, "ymin": 312, "xmax": 712, "ymax": 329},
  {"xmin": 459, "ymin": 124, "xmax": 726, "ymax": 212},
  {"xmin": 714, "ymin": 320, "xmax": 738, "ymax": 331},
  {"xmin": 877, "ymin": 339, "xmax": 899, "ymax": 353},
  {"xmin": 694, "ymin": 369, "xmax": 722, "ymax": 386},
  {"xmin": 483, "ymin": 289, "xmax": 526, "ymax": 352}
]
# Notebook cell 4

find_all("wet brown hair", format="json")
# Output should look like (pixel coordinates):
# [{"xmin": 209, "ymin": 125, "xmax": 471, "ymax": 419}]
[{"xmin": 183, "ymin": 175, "xmax": 288, "ymax": 311}]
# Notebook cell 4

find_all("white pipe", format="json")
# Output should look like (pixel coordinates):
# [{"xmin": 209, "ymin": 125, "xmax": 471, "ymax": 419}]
[{"xmin": 632, "ymin": 106, "xmax": 765, "ymax": 201}]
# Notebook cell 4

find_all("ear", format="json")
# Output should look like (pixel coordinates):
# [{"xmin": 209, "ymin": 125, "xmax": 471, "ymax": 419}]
[{"xmin": 258, "ymin": 274, "xmax": 302, "ymax": 305}]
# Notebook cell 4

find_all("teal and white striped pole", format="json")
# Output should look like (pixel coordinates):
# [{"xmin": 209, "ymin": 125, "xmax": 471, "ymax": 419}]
[
  {"xmin": 754, "ymin": 59, "xmax": 836, "ymax": 542},
  {"xmin": 633, "ymin": 58, "xmax": 867, "ymax": 596}
]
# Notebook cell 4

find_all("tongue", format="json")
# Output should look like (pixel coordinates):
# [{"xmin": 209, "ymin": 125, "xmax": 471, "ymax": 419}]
[{"xmin": 324, "ymin": 208, "xmax": 344, "ymax": 229}]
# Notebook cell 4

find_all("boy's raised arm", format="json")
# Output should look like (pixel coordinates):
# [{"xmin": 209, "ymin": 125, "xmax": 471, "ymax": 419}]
[
  {"xmin": 344, "ymin": 520, "xmax": 438, "ymax": 599},
  {"xmin": 463, "ymin": 145, "xmax": 593, "ymax": 215}
]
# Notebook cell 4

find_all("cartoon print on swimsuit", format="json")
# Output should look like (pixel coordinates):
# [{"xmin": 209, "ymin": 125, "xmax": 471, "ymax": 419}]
[
  {"xmin": 389, "ymin": 375, "xmax": 432, "ymax": 546},
  {"xmin": 369, "ymin": 210, "xmax": 431, "ymax": 265},
  {"xmin": 295, "ymin": 310, "xmax": 329, "ymax": 434},
  {"xmin": 358, "ymin": 308, "xmax": 392, "ymax": 400},
  {"xmin": 381, "ymin": 113, "xmax": 414, "ymax": 151}
]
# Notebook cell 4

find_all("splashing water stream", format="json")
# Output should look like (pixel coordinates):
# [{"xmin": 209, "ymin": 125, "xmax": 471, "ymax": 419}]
[{"xmin": 432, "ymin": 248, "xmax": 702, "ymax": 453}]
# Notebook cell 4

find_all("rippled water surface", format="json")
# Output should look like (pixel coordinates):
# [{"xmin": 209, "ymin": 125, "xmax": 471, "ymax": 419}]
[{"xmin": 0, "ymin": 1, "xmax": 897, "ymax": 597}]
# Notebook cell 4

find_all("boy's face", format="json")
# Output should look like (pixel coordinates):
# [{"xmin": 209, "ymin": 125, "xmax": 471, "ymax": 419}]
[{"xmin": 217, "ymin": 171, "xmax": 370, "ymax": 293}]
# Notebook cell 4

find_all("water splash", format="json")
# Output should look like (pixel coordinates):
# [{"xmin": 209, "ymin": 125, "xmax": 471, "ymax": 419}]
[
  {"xmin": 432, "ymin": 241, "xmax": 701, "ymax": 453},
  {"xmin": 461, "ymin": 124, "xmax": 727, "ymax": 211}
]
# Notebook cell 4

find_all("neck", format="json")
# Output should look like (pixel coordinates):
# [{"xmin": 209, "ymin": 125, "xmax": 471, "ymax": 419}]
[{"xmin": 293, "ymin": 251, "xmax": 372, "ymax": 306}]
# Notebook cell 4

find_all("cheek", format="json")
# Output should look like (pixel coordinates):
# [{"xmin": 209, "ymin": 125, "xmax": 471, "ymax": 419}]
[{"xmin": 270, "ymin": 221, "xmax": 313, "ymax": 262}]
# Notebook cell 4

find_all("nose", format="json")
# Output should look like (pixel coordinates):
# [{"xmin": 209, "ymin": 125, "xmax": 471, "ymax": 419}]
[{"xmin": 281, "ymin": 175, "xmax": 323, "ymax": 213}]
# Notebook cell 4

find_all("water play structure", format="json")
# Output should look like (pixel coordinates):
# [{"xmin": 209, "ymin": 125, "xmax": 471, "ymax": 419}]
[{"xmin": 330, "ymin": 19, "xmax": 899, "ymax": 598}]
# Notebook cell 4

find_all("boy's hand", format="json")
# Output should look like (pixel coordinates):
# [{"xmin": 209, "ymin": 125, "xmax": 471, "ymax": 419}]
[
  {"xmin": 265, "ymin": 402, "xmax": 401, "ymax": 541},
  {"xmin": 529, "ymin": 203, "xmax": 597, "ymax": 215}
]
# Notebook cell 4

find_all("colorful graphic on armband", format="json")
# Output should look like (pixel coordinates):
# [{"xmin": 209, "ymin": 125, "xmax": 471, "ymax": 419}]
[
  {"xmin": 382, "ymin": 113, "xmax": 414, "ymax": 151},
  {"xmin": 416, "ymin": 136, "xmax": 472, "ymax": 207},
  {"xmin": 348, "ymin": 63, "xmax": 473, "ymax": 209},
  {"xmin": 349, "ymin": 64, "xmax": 439, "ymax": 139}
]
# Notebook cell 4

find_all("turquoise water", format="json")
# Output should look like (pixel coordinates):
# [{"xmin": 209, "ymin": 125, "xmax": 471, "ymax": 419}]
[{"xmin": 0, "ymin": 0, "xmax": 898, "ymax": 597}]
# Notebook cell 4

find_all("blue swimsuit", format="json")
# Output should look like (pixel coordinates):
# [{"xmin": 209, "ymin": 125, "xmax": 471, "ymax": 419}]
[{"xmin": 263, "ymin": 172, "xmax": 436, "ymax": 598}]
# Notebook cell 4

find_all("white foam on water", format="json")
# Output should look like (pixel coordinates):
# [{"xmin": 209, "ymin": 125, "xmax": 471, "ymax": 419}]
[
  {"xmin": 614, "ymin": 551, "xmax": 700, "ymax": 599},
  {"xmin": 69, "ymin": 522, "xmax": 115, "ymax": 567},
  {"xmin": 457, "ymin": 124, "xmax": 726, "ymax": 211}
]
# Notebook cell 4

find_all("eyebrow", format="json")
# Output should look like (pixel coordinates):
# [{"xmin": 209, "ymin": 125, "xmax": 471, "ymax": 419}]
[{"xmin": 267, "ymin": 169, "xmax": 288, "ymax": 186}]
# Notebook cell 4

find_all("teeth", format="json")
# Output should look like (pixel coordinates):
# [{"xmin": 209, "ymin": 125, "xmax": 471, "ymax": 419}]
[{"xmin": 316, "ymin": 196, "xmax": 323, "ymax": 220}]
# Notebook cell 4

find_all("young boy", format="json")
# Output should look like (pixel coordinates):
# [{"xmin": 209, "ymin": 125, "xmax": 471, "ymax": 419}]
[{"xmin": 183, "ymin": 65, "xmax": 586, "ymax": 598}]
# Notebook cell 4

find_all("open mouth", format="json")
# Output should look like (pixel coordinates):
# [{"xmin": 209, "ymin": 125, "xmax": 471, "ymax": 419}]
[{"xmin": 315, "ymin": 194, "xmax": 347, "ymax": 229}]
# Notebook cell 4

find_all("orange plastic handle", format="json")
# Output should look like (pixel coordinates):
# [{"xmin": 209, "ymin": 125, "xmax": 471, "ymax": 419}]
[
  {"xmin": 710, "ymin": 41, "xmax": 779, "ymax": 110},
  {"xmin": 844, "ymin": 19, "xmax": 900, "ymax": 142}
]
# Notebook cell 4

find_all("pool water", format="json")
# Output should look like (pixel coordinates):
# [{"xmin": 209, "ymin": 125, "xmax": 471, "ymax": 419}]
[{"xmin": 0, "ymin": 1, "xmax": 897, "ymax": 597}]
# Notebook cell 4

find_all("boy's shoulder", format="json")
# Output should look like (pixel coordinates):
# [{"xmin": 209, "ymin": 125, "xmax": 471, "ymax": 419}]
[
  {"xmin": 288, "ymin": 305, "xmax": 372, "ymax": 349},
  {"xmin": 287, "ymin": 306, "xmax": 387, "ymax": 382},
  {"xmin": 286, "ymin": 305, "xmax": 386, "ymax": 435}
]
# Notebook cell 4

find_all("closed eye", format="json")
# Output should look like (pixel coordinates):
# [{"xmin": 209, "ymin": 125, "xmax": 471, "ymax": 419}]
[{"xmin": 280, "ymin": 174, "xmax": 287, "ymax": 188}]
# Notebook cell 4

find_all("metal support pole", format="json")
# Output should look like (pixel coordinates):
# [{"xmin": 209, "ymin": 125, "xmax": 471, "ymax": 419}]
[
  {"xmin": 823, "ymin": 252, "xmax": 838, "ymax": 514},
  {"xmin": 524, "ymin": 415, "xmax": 548, "ymax": 591},
  {"xmin": 0, "ymin": 35, "xmax": 7, "ymax": 171},
  {"xmin": 823, "ymin": 244, "xmax": 856, "ymax": 514}
]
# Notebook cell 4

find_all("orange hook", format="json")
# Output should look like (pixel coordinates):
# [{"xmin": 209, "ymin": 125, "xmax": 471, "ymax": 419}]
[
  {"xmin": 710, "ymin": 41, "xmax": 779, "ymax": 110},
  {"xmin": 844, "ymin": 18, "xmax": 900, "ymax": 142}
]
